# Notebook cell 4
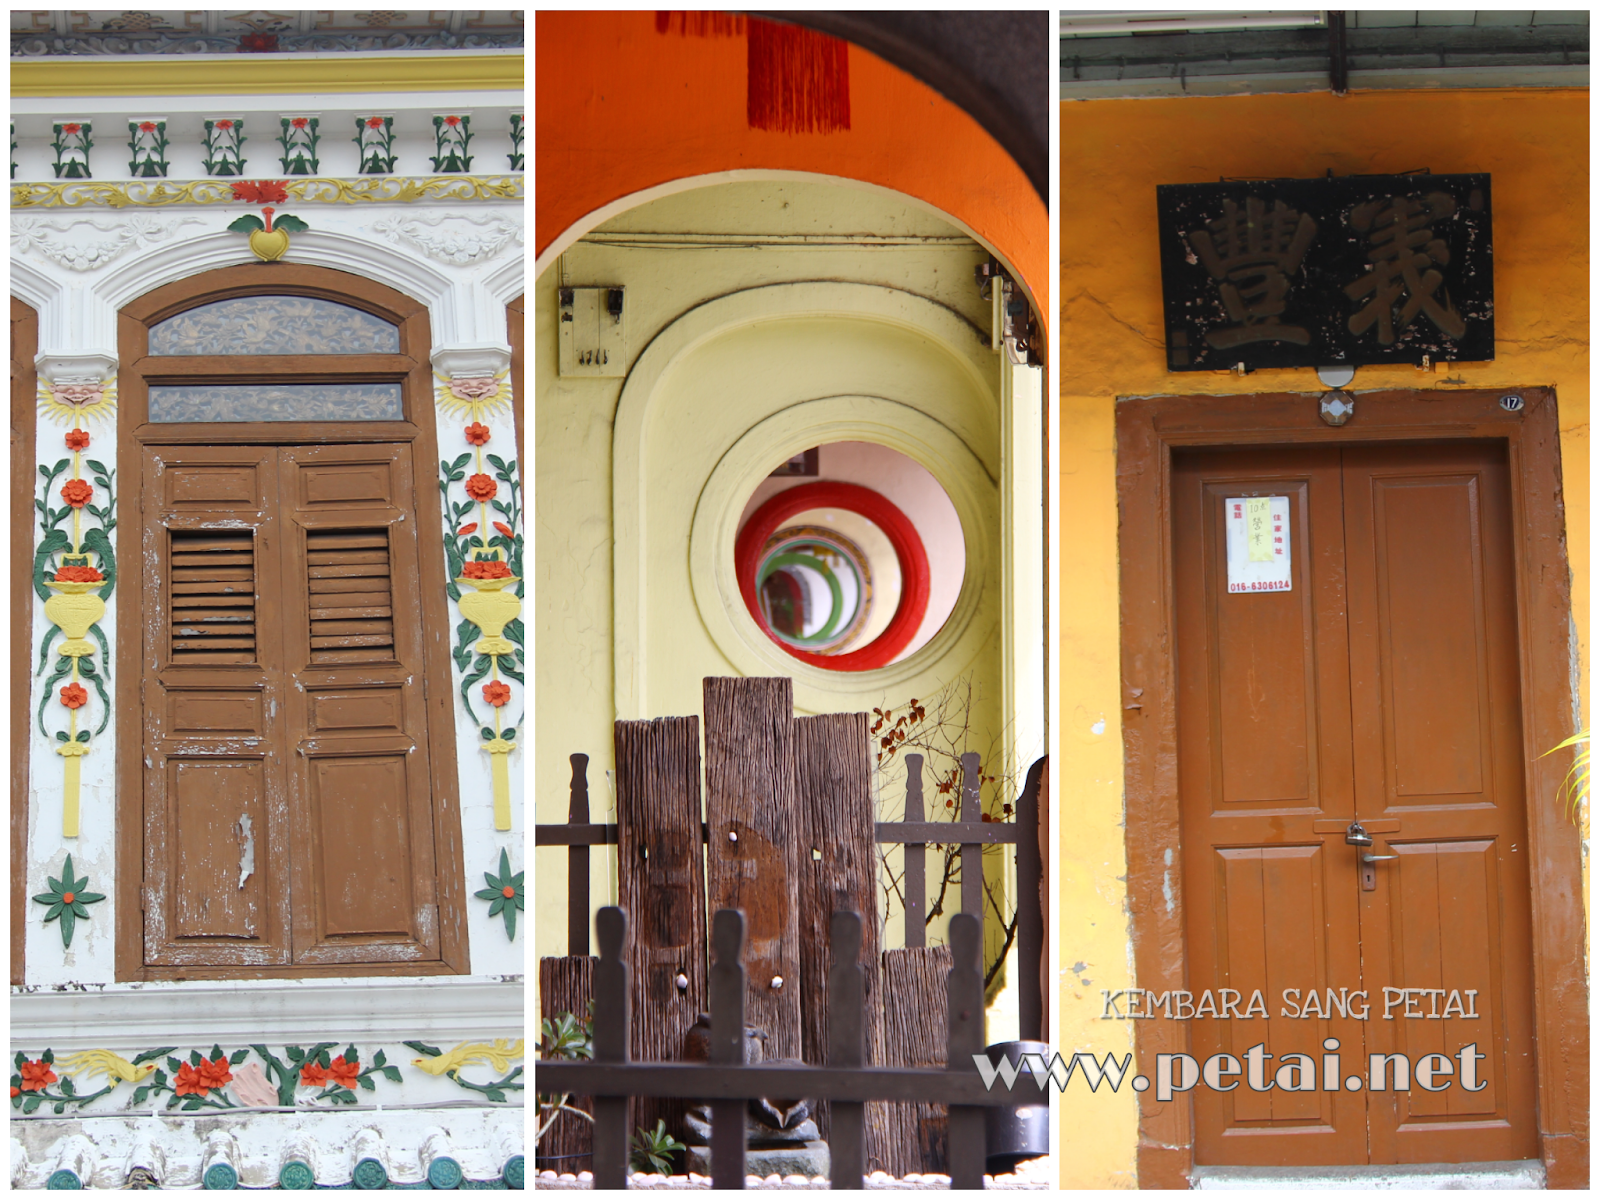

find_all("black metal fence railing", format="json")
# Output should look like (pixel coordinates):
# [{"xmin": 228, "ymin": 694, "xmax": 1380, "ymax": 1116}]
[{"xmin": 536, "ymin": 906, "xmax": 1045, "ymax": 1190}]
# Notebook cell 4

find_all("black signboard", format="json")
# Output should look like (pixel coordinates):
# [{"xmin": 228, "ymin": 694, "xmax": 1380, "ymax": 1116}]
[{"xmin": 1157, "ymin": 174, "xmax": 1492, "ymax": 372}]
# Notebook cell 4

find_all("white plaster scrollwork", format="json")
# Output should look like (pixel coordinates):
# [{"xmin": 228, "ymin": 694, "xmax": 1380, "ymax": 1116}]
[
  {"xmin": 368, "ymin": 213, "xmax": 524, "ymax": 266},
  {"xmin": 11, "ymin": 213, "xmax": 203, "ymax": 273}
]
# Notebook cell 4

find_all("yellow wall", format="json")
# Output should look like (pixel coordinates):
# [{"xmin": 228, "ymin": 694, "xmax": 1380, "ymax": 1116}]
[
  {"xmin": 1056, "ymin": 88, "xmax": 1588, "ymax": 1188},
  {"xmin": 535, "ymin": 180, "xmax": 1020, "ymax": 990}
]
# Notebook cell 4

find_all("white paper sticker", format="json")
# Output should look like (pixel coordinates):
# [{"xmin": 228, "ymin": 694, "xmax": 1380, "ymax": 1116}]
[{"xmin": 1225, "ymin": 495, "xmax": 1291, "ymax": 593}]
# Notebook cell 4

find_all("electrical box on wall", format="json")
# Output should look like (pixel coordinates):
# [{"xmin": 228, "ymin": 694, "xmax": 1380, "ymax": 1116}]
[{"xmin": 558, "ymin": 286, "xmax": 626, "ymax": 377}]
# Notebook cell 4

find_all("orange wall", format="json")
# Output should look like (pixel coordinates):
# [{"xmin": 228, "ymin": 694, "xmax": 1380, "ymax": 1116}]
[
  {"xmin": 1061, "ymin": 86, "xmax": 1588, "ymax": 701},
  {"xmin": 535, "ymin": 11, "xmax": 1048, "ymax": 318}
]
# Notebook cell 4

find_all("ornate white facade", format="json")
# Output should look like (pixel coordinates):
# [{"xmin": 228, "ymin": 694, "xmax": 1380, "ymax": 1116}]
[{"xmin": 11, "ymin": 34, "xmax": 524, "ymax": 1191}]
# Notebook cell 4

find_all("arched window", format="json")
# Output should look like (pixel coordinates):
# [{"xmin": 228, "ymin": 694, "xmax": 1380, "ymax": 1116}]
[{"xmin": 114, "ymin": 265, "xmax": 466, "ymax": 979}]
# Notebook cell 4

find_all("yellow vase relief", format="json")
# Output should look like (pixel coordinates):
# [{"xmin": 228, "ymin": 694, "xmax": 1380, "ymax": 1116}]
[
  {"xmin": 43, "ymin": 582, "xmax": 105, "ymax": 657},
  {"xmin": 456, "ymin": 576, "xmax": 520, "ymax": 657}
]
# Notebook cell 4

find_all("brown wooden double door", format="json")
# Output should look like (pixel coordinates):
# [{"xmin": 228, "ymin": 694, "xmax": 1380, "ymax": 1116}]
[
  {"xmin": 140, "ymin": 442, "xmax": 441, "ymax": 969},
  {"xmin": 1174, "ymin": 441, "xmax": 1537, "ymax": 1166}
]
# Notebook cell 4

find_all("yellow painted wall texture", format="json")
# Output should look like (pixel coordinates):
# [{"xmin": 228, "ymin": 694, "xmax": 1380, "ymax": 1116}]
[{"xmin": 1056, "ymin": 88, "xmax": 1588, "ymax": 1188}]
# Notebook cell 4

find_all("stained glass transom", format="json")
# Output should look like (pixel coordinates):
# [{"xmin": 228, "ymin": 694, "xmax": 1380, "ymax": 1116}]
[
  {"xmin": 148, "ymin": 383, "xmax": 404, "ymax": 423},
  {"xmin": 149, "ymin": 296, "xmax": 399, "ymax": 356}
]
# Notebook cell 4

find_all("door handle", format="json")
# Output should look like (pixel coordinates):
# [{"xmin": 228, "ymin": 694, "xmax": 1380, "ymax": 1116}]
[{"xmin": 1359, "ymin": 845, "xmax": 1397, "ymax": 891}]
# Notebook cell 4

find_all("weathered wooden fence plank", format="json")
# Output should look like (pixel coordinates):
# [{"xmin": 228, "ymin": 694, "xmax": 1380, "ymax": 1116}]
[
  {"xmin": 880, "ymin": 945, "xmax": 952, "ymax": 1177},
  {"xmin": 793, "ymin": 712, "xmax": 891, "ymax": 1166},
  {"xmin": 702, "ymin": 676, "xmax": 801, "ymax": 1060},
  {"xmin": 537, "ymin": 955, "xmax": 595, "ymax": 1173},
  {"xmin": 615, "ymin": 716, "xmax": 708, "ymax": 1151}
]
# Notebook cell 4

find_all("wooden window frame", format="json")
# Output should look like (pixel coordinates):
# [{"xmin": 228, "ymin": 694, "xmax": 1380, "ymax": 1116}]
[
  {"xmin": 114, "ymin": 264, "xmax": 469, "ymax": 981},
  {"xmin": 12, "ymin": 298, "xmax": 38, "ymax": 987},
  {"xmin": 1114, "ymin": 388, "xmax": 1587, "ymax": 1187}
]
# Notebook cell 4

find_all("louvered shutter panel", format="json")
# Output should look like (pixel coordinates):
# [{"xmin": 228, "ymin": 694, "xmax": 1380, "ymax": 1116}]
[
  {"xmin": 169, "ymin": 530, "xmax": 257, "ymax": 664},
  {"xmin": 142, "ymin": 446, "xmax": 291, "ymax": 967},
  {"xmin": 279, "ymin": 444, "xmax": 441, "ymax": 966},
  {"xmin": 306, "ymin": 530, "xmax": 394, "ymax": 664}
]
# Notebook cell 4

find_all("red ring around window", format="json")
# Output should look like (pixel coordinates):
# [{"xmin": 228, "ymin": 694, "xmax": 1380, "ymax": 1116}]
[{"xmin": 735, "ymin": 481, "xmax": 932, "ymax": 671}]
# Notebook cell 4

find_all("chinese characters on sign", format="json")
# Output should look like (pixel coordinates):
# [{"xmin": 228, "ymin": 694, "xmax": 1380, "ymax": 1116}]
[
  {"xmin": 1226, "ymin": 496, "xmax": 1291, "ymax": 593},
  {"xmin": 1158, "ymin": 174, "xmax": 1492, "ymax": 372}
]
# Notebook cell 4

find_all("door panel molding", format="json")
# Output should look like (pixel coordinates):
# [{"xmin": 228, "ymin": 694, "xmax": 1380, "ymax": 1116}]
[{"xmin": 1115, "ymin": 389, "xmax": 1585, "ymax": 1187}]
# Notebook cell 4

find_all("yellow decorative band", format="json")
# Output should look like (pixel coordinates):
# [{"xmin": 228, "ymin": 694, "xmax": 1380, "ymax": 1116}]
[
  {"xmin": 13, "ymin": 54, "xmax": 524, "ymax": 98},
  {"xmin": 13, "ymin": 175, "xmax": 523, "ymax": 211}
]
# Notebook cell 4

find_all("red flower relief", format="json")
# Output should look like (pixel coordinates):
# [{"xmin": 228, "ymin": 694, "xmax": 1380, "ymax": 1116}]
[
  {"xmin": 138, "ymin": 121, "xmax": 157, "ymax": 133},
  {"xmin": 60, "ymin": 479, "xmax": 93, "ymax": 508},
  {"xmin": 325, "ymin": 1056, "xmax": 361, "ymax": 1089},
  {"xmin": 53, "ymin": 565, "xmax": 103, "ymax": 583},
  {"xmin": 483, "ymin": 681, "xmax": 512, "ymax": 708},
  {"xmin": 9, "ymin": 1086, "xmax": 18, "ymax": 1098},
  {"xmin": 18, "ymin": 1060, "xmax": 57, "ymax": 1092},
  {"xmin": 457, "ymin": 523, "xmax": 479, "ymax": 536},
  {"xmin": 59, "ymin": 683, "xmax": 88, "ymax": 710},
  {"xmin": 464, "ymin": 422, "xmax": 491, "ymax": 446},
  {"xmin": 61, "ymin": 123, "xmax": 81, "ymax": 135},
  {"xmin": 366, "ymin": 116, "xmax": 386, "ymax": 129},
  {"xmin": 461, "ymin": 559, "xmax": 512, "ymax": 580},
  {"xmin": 65, "ymin": 428, "xmax": 89, "ymax": 451},
  {"xmin": 215, "ymin": 119, "xmax": 234, "ymax": 130},
  {"xmin": 492, "ymin": 522, "xmax": 513, "ymax": 537},
  {"xmin": 197, "ymin": 1056, "xmax": 233, "ymax": 1091},
  {"xmin": 230, "ymin": 180, "xmax": 289, "ymax": 205},
  {"xmin": 290, "ymin": 117, "xmax": 309, "ymax": 129},
  {"xmin": 444, "ymin": 115, "xmax": 462, "ymax": 127},
  {"xmin": 464, "ymin": 474, "xmax": 497, "ymax": 502},
  {"xmin": 173, "ymin": 1062, "xmax": 211, "ymax": 1097},
  {"xmin": 298, "ymin": 1061, "xmax": 328, "ymax": 1088}
]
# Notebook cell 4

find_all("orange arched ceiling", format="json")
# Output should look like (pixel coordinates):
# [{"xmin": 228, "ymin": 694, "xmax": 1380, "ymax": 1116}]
[{"xmin": 535, "ymin": 11, "xmax": 1048, "ymax": 321}]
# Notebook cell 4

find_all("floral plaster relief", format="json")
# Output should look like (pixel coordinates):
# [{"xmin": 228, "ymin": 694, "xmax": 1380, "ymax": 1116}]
[
  {"xmin": 369, "ymin": 212, "xmax": 523, "ymax": 266},
  {"xmin": 437, "ymin": 372, "xmax": 522, "ymax": 832},
  {"xmin": 11, "ymin": 213, "xmax": 201, "ymax": 272}
]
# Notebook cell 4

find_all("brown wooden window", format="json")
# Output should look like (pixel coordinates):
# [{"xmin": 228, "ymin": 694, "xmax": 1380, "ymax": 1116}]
[{"xmin": 115, "ymin": 265, "xmax": 467, "ymax": 980}]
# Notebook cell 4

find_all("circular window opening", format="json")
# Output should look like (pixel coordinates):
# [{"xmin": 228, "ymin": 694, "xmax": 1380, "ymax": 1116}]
[{"xmin": 735, "ymin": 442, "xmax": 965, "ymax": 672}]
